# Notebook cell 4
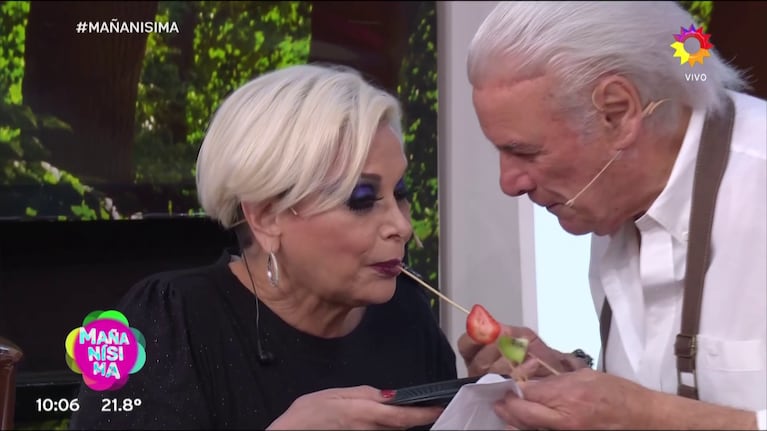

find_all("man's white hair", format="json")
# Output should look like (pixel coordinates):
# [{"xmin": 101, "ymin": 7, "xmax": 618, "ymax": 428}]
[
  {"xmin": 196, "ymin": 64, "xmax": 403, "ymax": 228},
  {"xmin": 468, "ymin": 1, "xmax": 749, "ymax": 131}
]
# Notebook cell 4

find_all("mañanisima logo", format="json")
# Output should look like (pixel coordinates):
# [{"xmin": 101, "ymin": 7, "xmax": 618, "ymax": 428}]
[{"xmin": 65, "ymin": 310, "xmax": 147, "ymax": 391}]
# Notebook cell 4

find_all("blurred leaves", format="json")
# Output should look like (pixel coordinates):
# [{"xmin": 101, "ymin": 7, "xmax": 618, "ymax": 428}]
[
  {"xmin": 133, "ymin": 1, "xmax": 311, "ymax": 213},
  {"xmin": 679, "ymin": 1, "xmax": 713, "ymax": 31},
  {"xmin": 0, "ymin": 0, "xmax": 439, "ymax": 251},
  {"xmin": 399, "ymin": 2, "xmax": 439, "ymax": 286},
  {"xmin": 0, "ymin": 1, "xmax": 118, "ymax": 221},
  {"xmin": 0, "ymin": 0, "xmax": 27, "ymax": 106},
  {"xmin": 0, "ymin": 1, "xmax": 314, "ymax": 220}
]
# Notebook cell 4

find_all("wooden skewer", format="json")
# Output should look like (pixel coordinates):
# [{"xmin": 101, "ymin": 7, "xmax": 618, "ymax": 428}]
[
  {"xmin": 400, "ymin": 266, "xmax": 470, "ymax": 315},
  {"xmin": 400, "ymin": 265, "xmax": 561, "ymax": 376},
  {"xmin": 528, "ymin": 352, "xmax": 561, "ymax": 376}
]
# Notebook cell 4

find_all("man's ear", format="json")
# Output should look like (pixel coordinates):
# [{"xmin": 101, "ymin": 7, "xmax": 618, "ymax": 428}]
[
  {"xmin": 591, "ymin": 75, "xmax": 643, "ymax": 151},
  {"xmin": 240, "ymin": 201, "xmax": 282, "ymax": 252}
]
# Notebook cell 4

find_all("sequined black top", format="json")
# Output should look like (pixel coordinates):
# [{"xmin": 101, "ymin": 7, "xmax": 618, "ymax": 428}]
[{"xmin": 69, "ymin": 251, "xmax": 457, "ymax": 429}]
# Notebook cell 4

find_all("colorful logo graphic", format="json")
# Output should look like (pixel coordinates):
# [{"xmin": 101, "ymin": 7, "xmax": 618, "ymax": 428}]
[
  {"xmin": 670, "ymin": 25, "xmax": 713, "ymax": 67},
  {"xmin": 65, "ymin": 310, "xmax": 146, "ymax": 391}
]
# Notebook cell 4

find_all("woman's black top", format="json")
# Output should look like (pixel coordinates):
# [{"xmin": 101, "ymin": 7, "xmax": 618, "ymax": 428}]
[{"xmin": 69, "ymin": 251, "xmax": 457, "ymax": 429}]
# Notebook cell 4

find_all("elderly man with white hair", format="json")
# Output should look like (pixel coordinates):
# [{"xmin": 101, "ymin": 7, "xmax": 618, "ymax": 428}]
[{"xmin": 458, "ymin": 2, "xmax": 766, "ymax": 429}]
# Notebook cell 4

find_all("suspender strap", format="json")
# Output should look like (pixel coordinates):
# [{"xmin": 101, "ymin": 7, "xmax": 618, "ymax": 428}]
[
  {"xmin": 599, "ymin": 299, "xmax": 612, "ymax": 372},
  {"xmin": 599, "ymin": 96, "xmax": 736, "ymax": 400},
  {"xmin": 675, "ymin": 96, "xmax": 735, "ymax": 399}
]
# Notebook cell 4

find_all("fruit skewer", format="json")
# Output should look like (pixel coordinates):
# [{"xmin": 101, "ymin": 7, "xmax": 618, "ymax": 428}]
[{"xmin": 400, "ymin": 265, "xmax": 560, "ymax": 378}]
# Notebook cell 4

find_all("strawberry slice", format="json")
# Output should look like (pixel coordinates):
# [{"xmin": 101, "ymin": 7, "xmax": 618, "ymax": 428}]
[{"xmin": 466, "ymin": 304, "xmax": 501, "ymax": 345}]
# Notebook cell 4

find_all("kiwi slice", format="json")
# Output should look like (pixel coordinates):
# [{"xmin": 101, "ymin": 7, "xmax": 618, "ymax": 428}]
[{"xmin": 497, "ymin": 335, "xmax": 529, "ymax": 365}]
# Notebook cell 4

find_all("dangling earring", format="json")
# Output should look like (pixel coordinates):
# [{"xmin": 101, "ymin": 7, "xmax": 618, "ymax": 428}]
[{"xmin": 266, "ymin": 251, "xmax": 280, "ymax": 288}]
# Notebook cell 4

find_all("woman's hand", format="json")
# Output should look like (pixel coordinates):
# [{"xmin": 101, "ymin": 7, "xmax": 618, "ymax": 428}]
[{"xmin": 267, "ymin": 386, "xmax": 444, "ymax": 430}]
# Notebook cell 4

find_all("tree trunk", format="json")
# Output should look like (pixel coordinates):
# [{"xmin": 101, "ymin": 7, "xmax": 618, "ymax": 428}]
[
  {"xmin": 23, "ymin": 1, "xmax": 159, "ymax": 184},
  {"xmin": 166, "ymin": 2, "xmax": 198, "ymax": 148}
]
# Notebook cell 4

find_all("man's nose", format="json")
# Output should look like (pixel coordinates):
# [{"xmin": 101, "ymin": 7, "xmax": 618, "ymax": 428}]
[{"xmin": 499, "ymin": 160, "xmax": 535, "ymax": 197}]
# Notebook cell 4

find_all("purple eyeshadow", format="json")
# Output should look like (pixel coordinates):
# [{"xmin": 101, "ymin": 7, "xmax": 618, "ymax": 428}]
[{"xmin": 350, "ymin": 183, "xmax": 376, "ymax": 200}]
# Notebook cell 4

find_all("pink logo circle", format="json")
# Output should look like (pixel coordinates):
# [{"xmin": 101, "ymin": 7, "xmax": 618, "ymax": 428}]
[{"xmin": 67, "ymin": 311, "xmax": 145, "ymax": 391}]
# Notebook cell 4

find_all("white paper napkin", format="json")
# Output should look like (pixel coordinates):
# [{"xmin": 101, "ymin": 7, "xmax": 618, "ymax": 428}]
[{"xmin": 430, "ymin": 373, "xmax": 523, "ymax": 430}]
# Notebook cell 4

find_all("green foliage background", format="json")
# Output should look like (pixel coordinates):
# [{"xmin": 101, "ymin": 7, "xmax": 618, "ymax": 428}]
[
  {"xmin": 398, "ymin": 2, "xmax": 438, "ymax": 285},
  {"xmin": 0, "ymin": 0, "xmax": 439, "ymax": 285},
  {"xmin": 134, "ymin": 1, "xmax": 312, "ymax": 186},
  {"xmin": 679, "ymin": 0, "xmax": 713, "ymax": 31},
  {"xmin": 0, "ymin": 1, "xmax": 95, "ymax": 221}
]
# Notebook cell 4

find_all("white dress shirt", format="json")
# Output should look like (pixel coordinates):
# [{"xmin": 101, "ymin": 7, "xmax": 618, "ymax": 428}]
[{"xmin": 589, "ymin": 91, "xmax": 767, "ymax": 429}]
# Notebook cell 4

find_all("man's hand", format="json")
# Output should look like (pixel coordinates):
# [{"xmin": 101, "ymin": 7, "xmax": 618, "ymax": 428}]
[
  {"xmin": 458, "ymin": 325, "xmax": 572, "ymax": 378},
  {"xmin": 493, "ymin": 368, "xmax": 760, "ymax": 430}
]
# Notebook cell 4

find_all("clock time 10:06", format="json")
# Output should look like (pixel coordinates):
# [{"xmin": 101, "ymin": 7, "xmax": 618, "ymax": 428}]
[
  {"xmin": 36, "ymin": 398, "xmax": 143, "ymax": 412},
  {"xmin": 35, "ymin": 398, "xmax": 79, "ymax": 413}
]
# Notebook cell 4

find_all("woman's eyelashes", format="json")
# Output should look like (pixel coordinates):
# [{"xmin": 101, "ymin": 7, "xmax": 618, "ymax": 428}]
[
  {"xmin": 346, "ymin": 184, "xmax": 382, "ymax": 212},
  {"xmin": 393, "ymin": 179, "xmax": 410, "ymax": 202},
  {"xmin": 346, "ymin": 180, "xmax": 410, "ymax": 212}
]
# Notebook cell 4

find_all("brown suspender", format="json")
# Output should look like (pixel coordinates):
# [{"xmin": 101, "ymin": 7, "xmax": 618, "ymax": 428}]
[
  {"xmin": 599, "ymin": 96, "xmax": 736, "ymax": 400},
  {"xmin": 599, "ymin": 297, "xmax": 612, "ymax": 372}
]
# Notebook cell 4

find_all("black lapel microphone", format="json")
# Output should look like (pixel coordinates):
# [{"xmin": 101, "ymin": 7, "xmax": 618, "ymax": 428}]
[
  {"xmin": 234, "ymin": 230, "xmax": 276, "ymax": 366},
  {"xmin": 256, "ymin": 335, "xmax": 275, "ymax": 365},
  {"xmin": 254, "ymin": 300, "xmax": 275, "ymax": 366},
  {"xmin": 246, "ymin": 257, "xmax": 275, "ymax": 366}
]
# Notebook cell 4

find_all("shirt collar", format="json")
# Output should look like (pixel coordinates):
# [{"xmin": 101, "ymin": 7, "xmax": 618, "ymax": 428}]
[{"xmin": 634, "ymin": 107, "xmax": 707, "ymax": 242}]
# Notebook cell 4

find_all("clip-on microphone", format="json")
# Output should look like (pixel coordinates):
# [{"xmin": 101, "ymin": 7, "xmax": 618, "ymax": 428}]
[
  {"xmin": 235, "ymin": 229, "xmax": 275, "ymax": 366},
  {"xmin": 255, "ymin": 323, "xmax": 275, "ymax": 365},
  {"xmin": 246, "ymin": 256, "xmax": 274, "ymax": 366}
]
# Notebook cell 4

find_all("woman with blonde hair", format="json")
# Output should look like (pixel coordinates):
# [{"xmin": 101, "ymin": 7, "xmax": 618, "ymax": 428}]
[{"xmin": 71, "ymin": 64, "xmax": 456, "ymax": 430}]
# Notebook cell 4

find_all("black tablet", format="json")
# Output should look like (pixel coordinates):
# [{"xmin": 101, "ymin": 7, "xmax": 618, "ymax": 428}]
[{"xmin": 383, "ymin": 376, "xmax": 482, "ymax": 407}]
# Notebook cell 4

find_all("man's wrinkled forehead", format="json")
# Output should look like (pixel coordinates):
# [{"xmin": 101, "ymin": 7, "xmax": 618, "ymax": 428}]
[
  {"xmin": 469, "ymin": 48, "xmax": 549, "ymax": 88},
  {"xmin": 473, "ymin": 75, "xmax": 557, "ymax": 133},
  {"xmin": 472, "ymin": 73, "xmax": 557, "ymax": 108}
]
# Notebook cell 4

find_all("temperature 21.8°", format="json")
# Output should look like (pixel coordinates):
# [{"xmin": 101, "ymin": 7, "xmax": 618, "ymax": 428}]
[{"xmin": 102, "ymin": 398, "xmax": 143, "ymax": 412}]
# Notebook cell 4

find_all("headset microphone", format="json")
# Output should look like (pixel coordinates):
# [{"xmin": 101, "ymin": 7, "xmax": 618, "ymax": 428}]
[
  {"xmin": 564, "ymin": 149, "xmax": 623, "ymax": 208},
  {"xmin": 565, "ymin": 95, "xmax": 671, "ymax": 207}
]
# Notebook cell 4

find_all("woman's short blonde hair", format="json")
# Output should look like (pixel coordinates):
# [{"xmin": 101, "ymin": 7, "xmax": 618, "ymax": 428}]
[{"xmin": 196, "ymin": 64, "xmax": 403, "ymax": 228}]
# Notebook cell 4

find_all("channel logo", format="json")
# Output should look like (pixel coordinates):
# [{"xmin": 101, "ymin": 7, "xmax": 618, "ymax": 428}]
[{"xmin": 670, "ymin": 24, "xmax": 713, "ymax": 68}]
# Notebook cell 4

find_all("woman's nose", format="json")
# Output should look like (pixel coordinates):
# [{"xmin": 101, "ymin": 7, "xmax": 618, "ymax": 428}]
[{"xmin": 383, "ymin": 200, "xmax": 413, "ymax": 241}]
